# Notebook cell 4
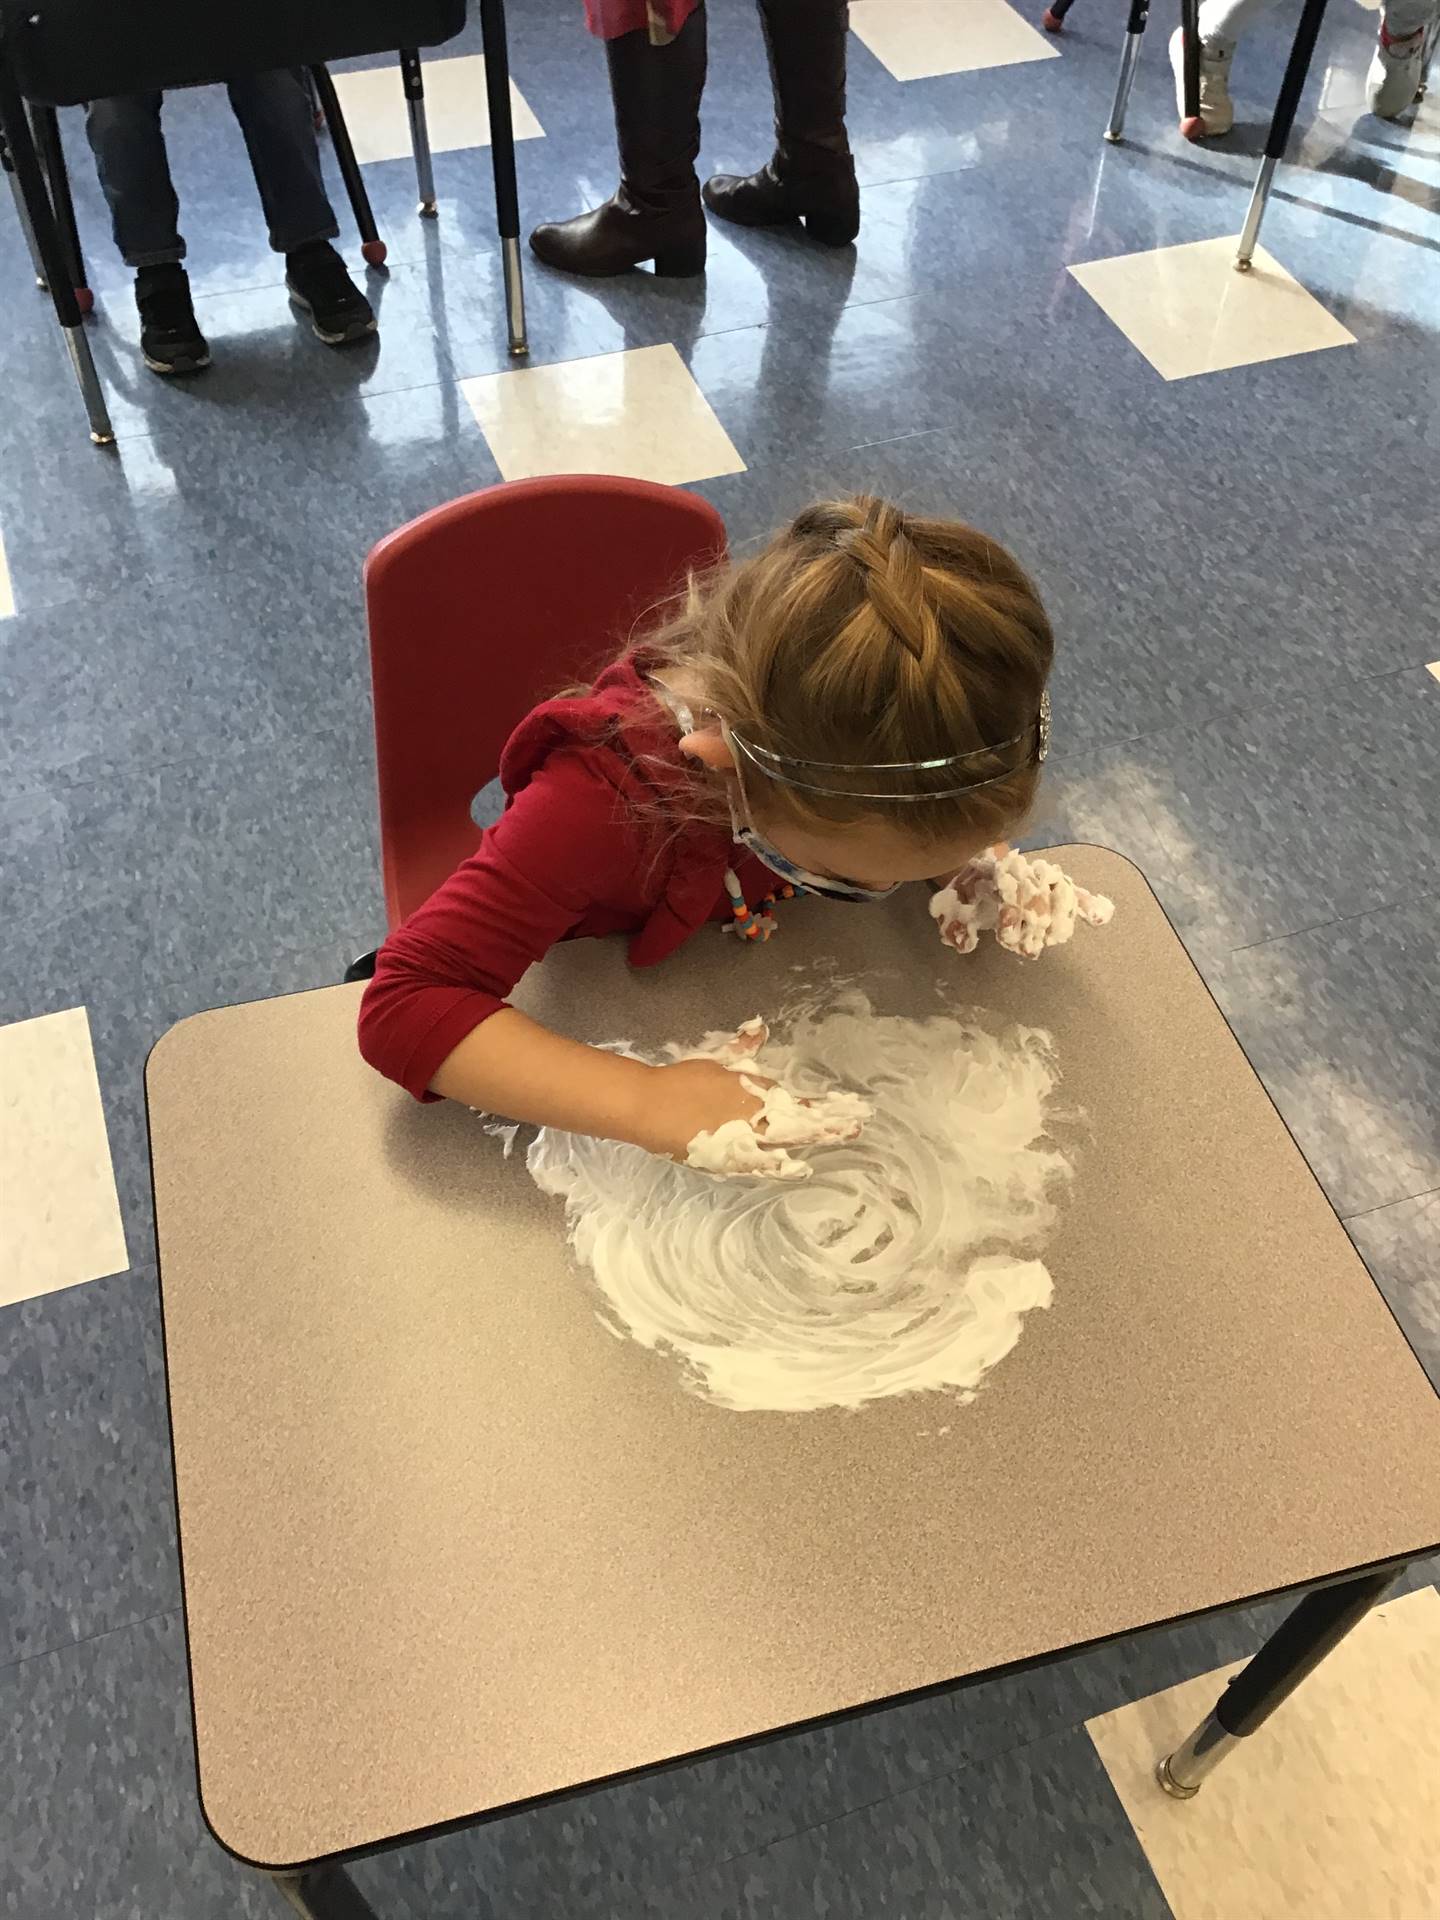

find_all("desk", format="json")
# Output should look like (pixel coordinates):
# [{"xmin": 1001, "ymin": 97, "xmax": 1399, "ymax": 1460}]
[{"xmin": 147, "ymin": 847, "xmax": 1440, "ymax": 1916}]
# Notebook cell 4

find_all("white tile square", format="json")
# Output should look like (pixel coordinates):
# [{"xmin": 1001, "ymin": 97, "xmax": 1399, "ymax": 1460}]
[
  {"xmin": 849, "ymin": 0, "xmax": 1059, "ymax": 81},
  {"xmin": 331, "ymin": 53, "xmax": 543, "ymax": 165},
  {"xmin": 460, "ymin": 343, "xmax": 747, "ymax": 486},
  {"xmin": 0, "ymin": 527, "xmax": 13, "ymax": 619},
  {"xmin": 1069, "ymin": 237, "xmax": 1356, "ymax": 380},
  {"xmin": 1428, "ymin": 661, "xmax": 1440, "ymax": 682},
  {"xmin": 0, "ymin": 1007, "xmax": 128, "ymax": 1309},
  {"xmin": 1087, "ymin": 1588, "xmax": 1440, "ymax": 1920}
]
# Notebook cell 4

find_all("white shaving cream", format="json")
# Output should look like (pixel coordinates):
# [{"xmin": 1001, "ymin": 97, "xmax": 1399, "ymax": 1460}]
[{"xmin": 518, "ymin": 987, "xmax": 1074, "ymax": 1414}]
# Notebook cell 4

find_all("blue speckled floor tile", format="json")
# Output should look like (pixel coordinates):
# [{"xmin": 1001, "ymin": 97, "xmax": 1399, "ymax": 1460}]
[
  {"xmin": 0, "ymin": 1327, "xmax": 178, "ymax": 1669},
  {"xmin": 1119, "ymin": 669, "xmax": 1437, "ymax": 962},
  {"xmin": 0, "ymin": 1611, "xmax": 273, "ymax": 1919},
  {"xmin": 0, "ymin": 1264, "xmax": 165, "ymax": 1406},
  {"xmin": 1206, "ymin": 898, "xmax": 1440, "ymax": 1217},
  {"xmin": 632, "ymin": 1728, "xmax": 1173, "ymax": 1920},
  {"xmin": 1348, "ymin": 1190, "xmax": 1440, "ymax": 1385}
]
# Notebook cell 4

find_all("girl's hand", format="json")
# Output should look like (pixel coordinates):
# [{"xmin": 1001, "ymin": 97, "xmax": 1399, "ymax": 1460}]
[
  {"xmin": 932, "ymin": 849, "xmax": 1113, "ymax": 959},
  {"xmin": 631, "ymin": 1058, "xmax": 770, "ymax": 1162}
]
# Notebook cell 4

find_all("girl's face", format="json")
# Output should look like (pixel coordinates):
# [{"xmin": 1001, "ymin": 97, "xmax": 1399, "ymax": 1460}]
[{"xmin": 754, "ymin": 808, "xmax": 995, "ymax": 893}]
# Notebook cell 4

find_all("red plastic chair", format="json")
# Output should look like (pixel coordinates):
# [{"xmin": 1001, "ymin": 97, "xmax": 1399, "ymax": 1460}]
[{"xmin": 361, "ymin": 474, "xmax": 728, "ymax": 936}]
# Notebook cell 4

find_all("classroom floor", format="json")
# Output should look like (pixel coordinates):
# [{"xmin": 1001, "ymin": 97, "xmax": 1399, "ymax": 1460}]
[{"xmin": 3, "ymin": 0, "xmax": 1439, "ymax": 1914}]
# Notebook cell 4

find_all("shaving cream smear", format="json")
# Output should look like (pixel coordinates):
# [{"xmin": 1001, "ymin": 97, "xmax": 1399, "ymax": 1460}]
[{"xmin": 523, "ymin": 989, "xmax": 1073, "ymax": 1414}]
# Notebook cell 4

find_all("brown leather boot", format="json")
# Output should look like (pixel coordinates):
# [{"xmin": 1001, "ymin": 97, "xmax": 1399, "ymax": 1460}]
[
  {"xmin": 703, "ymin": 0, "xmax": 859, "ymax": 245},
  {"xmin": 529, "ymin": 8, "xmax": 708, "ymax": 278}
]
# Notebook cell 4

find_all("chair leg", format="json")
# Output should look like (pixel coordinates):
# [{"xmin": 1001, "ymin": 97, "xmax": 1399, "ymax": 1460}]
[
  {"xmin": 1105, "ymin": 0, "xmax": 1150, "ymax": 142},
  {"xmin": 1041, "ymin": 0, "xmax": 1078, "ymax": 31},
  {"xmin": 399, "ymin": 48, "xmax": 437, "ymax": 217},
  {"xmin": 2, "ymin": 122, "xmax": 48, "ymax": 287},
  {"xmin": 28, "ymin": 102, "xmax": 92, "ymax": 312},
  {"xmin": 308, "ymin": 64, "xmax": 388, "ymax": 266},
  {"xmin": 478, "ymin": 0, "xmax": 528, "ymax": 356},
  {"xmin": 0, "ymin": 65, "xmax": 113, "ymax": 443},
  {"xmin": 1179, "ymin": 0, "xmax": 1201, "ymax": 127},
  {"xmin": 343, "ymin": 950, "xmax": 379, "ymax": 984},
  {"xmin": 1236, "ymin": 0, "xmax": 1330, "ymax": 268}
]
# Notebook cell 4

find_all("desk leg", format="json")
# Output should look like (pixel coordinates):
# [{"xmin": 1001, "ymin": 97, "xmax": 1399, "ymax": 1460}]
[
  {"xmin": 1235, "ymin": 0, "xmax": 1330, "ymax": 268},
  {"xmin": 1105, "ymin": 0, "xmax": 1151, "ymax": 142},
  {"xmin": 273, "ymin": 1865, "xmax": 381, "ymax": 1919},
  {"xmin": 400, "ymin": 50, "xmax": 438, "ymax": 217},
  {"xmin": 479, "ymin": 0, "xmax": 530, "ymax": 356},
  {"xmin": 1157, "ymin": 1565, "xmax": 1400, "ymax": 1797}
]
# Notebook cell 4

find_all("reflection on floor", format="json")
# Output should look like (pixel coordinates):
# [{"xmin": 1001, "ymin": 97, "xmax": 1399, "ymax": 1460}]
[{"xmin": 2, "ymin": 0, "xmax": 1438, "ymax": 1913}]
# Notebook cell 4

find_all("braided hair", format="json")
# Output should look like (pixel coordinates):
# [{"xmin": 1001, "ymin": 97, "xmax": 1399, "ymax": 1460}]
[{"xmin": 645, "ymin": 495, "xmax": 1054, "ymax": 848}]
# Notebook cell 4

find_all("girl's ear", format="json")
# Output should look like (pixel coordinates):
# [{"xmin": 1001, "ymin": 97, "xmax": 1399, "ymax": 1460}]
[{"xmin": 678, "ymin": 728, "xmax": 736, "ymax": 771}]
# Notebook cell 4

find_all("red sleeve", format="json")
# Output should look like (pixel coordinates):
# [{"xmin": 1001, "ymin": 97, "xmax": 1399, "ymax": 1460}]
[{"xmin": 357, "ymin": 748, "xmax": 656, "ymax": 1101}]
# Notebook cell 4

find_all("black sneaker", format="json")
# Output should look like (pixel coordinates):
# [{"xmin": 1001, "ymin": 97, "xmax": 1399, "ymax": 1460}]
[
  {"xmin": 135, "ymin": 263, "xmax": 210, "ymax": 375},
  {"xmin": 285, "ymin": 241, "xmax": 377, "ymax": 345}
]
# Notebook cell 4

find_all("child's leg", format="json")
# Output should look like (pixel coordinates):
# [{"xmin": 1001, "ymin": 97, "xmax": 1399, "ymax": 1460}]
[
  {"xmin": 84, "ymin": 92, "xmax": 183, "ymax": 267},
  {"xmin": 225, "ymin": 69, "xmax": 339, "ymax": 256},
  {"xmin": 1196, "ymin": 0, "xmax": 1280, "ymax": 52},
  {"xmin": 1368, "ymin": 0, "xmax": 1440, "ymax": 115}
]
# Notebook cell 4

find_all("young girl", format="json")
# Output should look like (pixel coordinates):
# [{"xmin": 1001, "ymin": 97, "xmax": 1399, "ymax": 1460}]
[{"xmin": 358, "ymin": 496, "xmax": 1065, "ymax": 1167}]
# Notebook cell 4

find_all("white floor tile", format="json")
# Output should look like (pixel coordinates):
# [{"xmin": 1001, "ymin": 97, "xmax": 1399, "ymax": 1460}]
[
  {"xmin": 0, "ymin": 526, "xmax": 13, "ymax": 619},
  {"xmin": 849, "ymin": 0, "xmax": 1059, "ymax": 81},
  {"xmin": 0, "ymin": 1007, "xmax": 128, "ymax": 1309},
  {"xmin": 1428, "ymin": 661, "xmax": 1440, "ymax": 682},
  {"xmin": 331, "ymin": 53, "xmax": 544, "ymax": 166},
  {"xmin": 1069, "ymin": 237, "xmax": 1356, "ymax": 381},
  {"xmin": 1087, "ymin": 1587, "xmax": 1440, "ymax": 1920},
  {"xmin": 460, "ymin": 343, "xmax": 747, "ymax": 486}
]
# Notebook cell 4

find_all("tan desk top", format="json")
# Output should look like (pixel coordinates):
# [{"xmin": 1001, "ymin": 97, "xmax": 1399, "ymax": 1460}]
[{"xmin": 147, "ymin": 848, "xmax": 1440, "ymax": 1871}]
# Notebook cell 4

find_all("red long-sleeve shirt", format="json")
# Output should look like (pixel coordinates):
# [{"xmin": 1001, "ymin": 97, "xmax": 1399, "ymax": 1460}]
[{"xmin": 357, "ymin": 655, "xmax": 773, "ymax": 1101}]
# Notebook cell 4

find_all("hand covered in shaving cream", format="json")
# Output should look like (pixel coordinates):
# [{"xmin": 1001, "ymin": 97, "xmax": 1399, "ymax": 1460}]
[
  {"xmin": 665, "ymin": 1017, "xmax": 871, "ymax": 1181},
  {"xmin": 932, "ymin": 849, "xmax": 1114, "ymax": 960}
]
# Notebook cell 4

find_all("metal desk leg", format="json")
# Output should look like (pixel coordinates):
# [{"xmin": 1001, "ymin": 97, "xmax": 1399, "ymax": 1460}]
[
  {"xmin": 479, "ymin": 0, "xmax": 529, "ymax": 356},
  {"xmin": 1236, "ymin": 0, "xmax": 1330, "ymax": 268},
  {"xmin": 29, "ymin": 102, "xmax": 92, "ymax": 311},
  {"xmin": 310, "ymin": 64, "xmax": 388, "ymax": 267},
  {"xmin": 399, "ymin": 49, "xmax": 437, "ymax": 217},
  {"xmin": 1106, "ymin": 0, "xmax": 1151, "ymax": 142},
  {"xmin": 0, "ymin": 65, "xmax": 113, "ymax": 443},
  {"xmin": 1158, "ymin": 1565, "xmax": 1400, "ymax": 1797},
  {"xmin": 273, "ymin": 1865, "xmax": 381, "ymax": 1919}
]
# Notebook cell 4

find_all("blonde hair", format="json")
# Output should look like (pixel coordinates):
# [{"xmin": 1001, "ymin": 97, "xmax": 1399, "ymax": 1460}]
[{"xmin": 643, "ymin": 495, "xmax": 1054, "ymax": 849}]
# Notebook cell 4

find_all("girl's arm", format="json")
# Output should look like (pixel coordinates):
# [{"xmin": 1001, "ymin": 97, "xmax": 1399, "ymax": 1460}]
[
  {"xmin": 359, "ymin": 748, "xmax": 767, "ymax": 1159},
  {"xmin": 428, "ymin": 1006, "xmax": 765, "ymax": 1160}
]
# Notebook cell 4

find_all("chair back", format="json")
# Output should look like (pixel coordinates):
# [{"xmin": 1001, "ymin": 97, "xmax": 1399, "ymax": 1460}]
[{"xmin": 363, "ymin": 474, "xmax": 727, "ymax": 928}]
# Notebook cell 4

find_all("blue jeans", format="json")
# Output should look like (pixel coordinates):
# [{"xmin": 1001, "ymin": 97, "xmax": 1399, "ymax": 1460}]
[{"xmin": 85, "ymin": 69, "xmax": 339, "ymax": 269}]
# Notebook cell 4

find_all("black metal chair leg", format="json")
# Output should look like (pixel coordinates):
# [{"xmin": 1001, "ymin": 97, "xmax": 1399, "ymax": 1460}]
[
  {"xmin": 1041, "ymin": 0, "xmax": 1078, "ymax": 32},
  {"xmin": 1179, "ymin": 0, "xmax": 1201, "ymax": 130},
  {"xmin": 478, "ymin": 0, "xmax": 528, "ymax": 355},
  {"xmin": 28, "ymin": 101, "xmax": 91, "ymax": 311},
  {"xmin": 2, "ymin": 121, "xmax": 48, "ymax": 286},
  {"xmin": 0, "ymin": 65, "xmax": 112, "ymax": 443},
  {"xmin": 1105, "ymin": 0, "xmax": 1151, "ymax": 142},
  {"xmin": 1236, "ymin": 0, "xmax": 1330, "ymax": 267},
  {"xmin": 308, "ymin": 63, "xmax": 387, "ymax": 267},
  {"xmin": 399, "ymin": 48, "xmax": 437, "ymax": 217}
]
